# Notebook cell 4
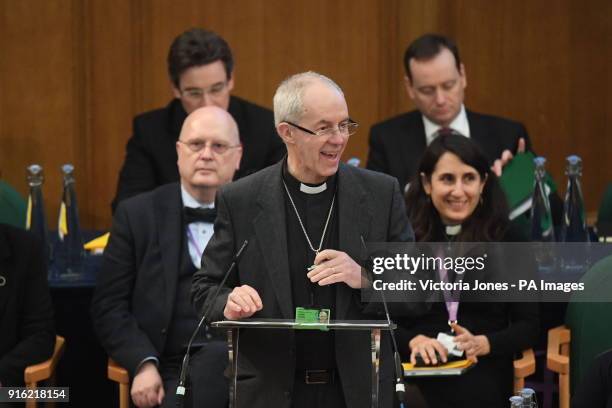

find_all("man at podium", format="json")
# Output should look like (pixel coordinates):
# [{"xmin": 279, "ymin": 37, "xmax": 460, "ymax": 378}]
[{"xmin": 192, "ymin": 72, "xmax": 414, "ymax": 408}]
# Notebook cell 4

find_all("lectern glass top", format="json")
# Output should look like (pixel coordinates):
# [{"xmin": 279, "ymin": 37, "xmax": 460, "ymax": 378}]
[{"xmin": 210, "ymin": 318, "xmax": 396, "ymax": 330}]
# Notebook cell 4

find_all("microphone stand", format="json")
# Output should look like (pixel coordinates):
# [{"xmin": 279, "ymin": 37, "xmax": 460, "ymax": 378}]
[
  {"xmin": 175, "ymin": 240, "xmax": 249, "ymax": 407},
  {"xmin": 360, "ymin": 236, "xmax": 406, "ymax": 407}
]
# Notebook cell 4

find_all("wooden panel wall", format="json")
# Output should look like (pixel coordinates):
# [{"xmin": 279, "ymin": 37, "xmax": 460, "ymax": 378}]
[{"xmin": 1, "ymin": 0, "xmax": 610, "ymax": 229}]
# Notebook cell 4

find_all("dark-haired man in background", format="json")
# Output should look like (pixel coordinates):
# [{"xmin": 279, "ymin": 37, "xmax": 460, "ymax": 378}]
[
  {"xmin": 367, "ymin": 33, "xmax": 532, "ymax": 193},
  {"xmin": 112, "ymin": 28, "xmax": 285, "ymax": 212}
]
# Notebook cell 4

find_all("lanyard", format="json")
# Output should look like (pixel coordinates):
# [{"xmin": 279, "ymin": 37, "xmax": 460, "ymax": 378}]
[
  {"xmin": 186, "ymin": 225, "xmax": 203, "ymax": 264},
  {"xmin": 437, "ymin": 246, "xmax": 461, "ymax": 328}
]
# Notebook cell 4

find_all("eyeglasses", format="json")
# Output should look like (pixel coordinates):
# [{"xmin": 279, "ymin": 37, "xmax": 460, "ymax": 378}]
[
  {"xmin": 180, "ymin": 81, "xmax": 229, "ymax": 101},
  {"xmin": 285, "ymin": 120, "xmax": 359, "ymax": 137},
  {"xmin": 178, "ymin": 139, "xmax": 241, "ymax": 155}
]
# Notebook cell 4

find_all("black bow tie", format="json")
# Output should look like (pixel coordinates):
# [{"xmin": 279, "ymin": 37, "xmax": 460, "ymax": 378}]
[{"xmin": 184, "ymin": 207, "xmax": 217, "ymax": 224}]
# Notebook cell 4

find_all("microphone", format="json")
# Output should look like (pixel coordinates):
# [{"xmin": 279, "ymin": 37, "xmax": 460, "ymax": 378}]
[
  {"xmin": 175, "ymin": 239, "xmax": 249, "ymax": 407},
  {"xmin": 360, "ymin": 236, "xmax": 406, "ymax": 407}
]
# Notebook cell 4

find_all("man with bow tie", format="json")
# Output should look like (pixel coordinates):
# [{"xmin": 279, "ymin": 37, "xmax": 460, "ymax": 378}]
[{"xmin": 92, "ymin": 106, "xmax": 242, "ymax": 408}]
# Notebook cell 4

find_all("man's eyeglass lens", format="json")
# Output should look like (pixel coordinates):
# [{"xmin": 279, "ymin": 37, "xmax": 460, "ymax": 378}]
[
  {"xmin": 180, "ymin": 140, "xmax": 237, "ymax": 154},
  {"xmin": 287, "ymin": 121, "xmax": 359, "ymax": 137}
]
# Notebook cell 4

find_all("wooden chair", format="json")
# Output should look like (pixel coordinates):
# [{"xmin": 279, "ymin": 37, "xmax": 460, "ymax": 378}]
[
  {"xmin": 513, "ymin": 348, "xmax": 536, "ymax": 393},
  {"xmin": 24, "ymin": 335, "xmax": 66, "ymax": 408},
  {"xmin": 110, "ymin": 347, "xmax": 535, "ymax": 406},
  {"xmin": 108, "ymin": 358, "xmax": 130, "ymax": 408},
  {"xmin": 547, "ymin": 326, "xmax": 571, "ymax": 408}
]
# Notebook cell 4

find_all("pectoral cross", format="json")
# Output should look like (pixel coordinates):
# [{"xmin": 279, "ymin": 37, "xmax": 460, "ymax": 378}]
[{"xmin": 307, "ymin": 250, "xmax": 319, "ymax": 272}]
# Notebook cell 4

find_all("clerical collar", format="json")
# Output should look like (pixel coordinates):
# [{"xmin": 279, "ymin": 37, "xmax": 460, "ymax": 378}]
[
  {"xmin": 282, "ymin": 158, "xmax": 337, "ymax": 195},
  {"xmin": 300, "ymin": 183, "xmax": 327, "ymax": 194},
  {"xmin": 445, "ymin": 224, "xmax": 462, "ymax": 236},
  {"xmin": 180, "ymin": 184, "xmax": 214, "ymax": 209},
  {"xmin": 423, "ymin": 104, "xmax": 471, "ymax": 146}
]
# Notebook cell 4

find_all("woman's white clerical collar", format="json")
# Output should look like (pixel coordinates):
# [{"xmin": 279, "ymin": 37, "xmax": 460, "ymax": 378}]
[
  {"xmin": 445, "ymin": 224, "xmax": 462, "ymax": 236},
  {"xmin": 300, "ymin": 182, "xmax": 327, "ymax": 194}
]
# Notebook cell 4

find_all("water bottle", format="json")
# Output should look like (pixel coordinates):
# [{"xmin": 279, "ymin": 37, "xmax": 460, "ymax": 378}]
[
  {"xmin": 560, "ymin": 155, "xmax": 588, "ymax": 242},
  {"xmin": 559, "ymin": 155, "xmax": 590, "ymax": 274},
  {"xmin": 530, "ymin": 157, "xmax": 555, "ymax": 242},
  {"xmin": 530, "ymin": 157, "xmax": 556, "ymax": 273},
  {"xmin": 26, "ymin": 164, "xmax": 51, "ymax": 261},
  {"xmin": 509, "ymin": 396, "xmax": 524, "ymax": 407},
  {"xmin": 519, "ymin": 387, "xmax": 537, "ymax": 407},
  {"xmin": 57, "ymin": 164, "xmax": 84, "ymax": 275}
]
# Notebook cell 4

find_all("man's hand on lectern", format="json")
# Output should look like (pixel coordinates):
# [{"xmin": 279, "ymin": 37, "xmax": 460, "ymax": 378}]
[{"xmin": 224, "ymin": 284, "xmax": 263, "ymax": 320}]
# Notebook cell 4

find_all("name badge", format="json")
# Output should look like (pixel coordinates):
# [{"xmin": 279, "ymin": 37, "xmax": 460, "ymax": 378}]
[
  {"xmin": 437, "ymin": 332, "xmax": 464, "ymax": 358},
  {"xmin": 294, "ymin": 307, "xmax": 331, "ymax": 331}
]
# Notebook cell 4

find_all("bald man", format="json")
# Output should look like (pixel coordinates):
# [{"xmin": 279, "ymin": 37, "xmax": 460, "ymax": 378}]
[{"xmin": 92, "ymin": 106, "xmax": 242, "ymax": 408}]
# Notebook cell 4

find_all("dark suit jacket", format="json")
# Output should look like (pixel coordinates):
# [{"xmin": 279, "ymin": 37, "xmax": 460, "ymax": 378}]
[
  {"xmin": 111, "ymin": 96, "xmax": 286, "ymax": 212},
  {"xmin": 367, "ymin": 109, "xmax": 531, "ymax": 193},
  {"xmin": 191, "ymin": 161, "xmax": 414, "ymax": 408},
  {"xmin": 92, "ymin": 183, "xmax": 194, "ymax": 376},
  {"xmin": 0, "ymin": 224, "xmax": 55, "ymax": 386}
]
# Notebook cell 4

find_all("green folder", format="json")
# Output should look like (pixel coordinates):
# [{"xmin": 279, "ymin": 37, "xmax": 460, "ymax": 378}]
[
  {"xmin": 499, "ymin": 152, "xmax": 557, "ymax": 218},
  {"xmin": 0, "ymin": 180, "xmax": 27, "ymax": 229}
]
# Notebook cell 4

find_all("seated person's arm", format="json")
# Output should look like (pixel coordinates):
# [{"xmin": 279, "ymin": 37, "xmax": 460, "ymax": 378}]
[
  {"xmin": 91, "ymin": 203, "xmax": 160, "ymax": 377},
  {"xmin": 0, "ymin": 231, "xmax": 54, "ymax": 386}
]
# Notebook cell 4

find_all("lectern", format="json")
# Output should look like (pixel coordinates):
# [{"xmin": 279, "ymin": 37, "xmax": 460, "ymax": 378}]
[{"xmin": 211, "ymin": 319, "xmax": 395, "ymax": 408}]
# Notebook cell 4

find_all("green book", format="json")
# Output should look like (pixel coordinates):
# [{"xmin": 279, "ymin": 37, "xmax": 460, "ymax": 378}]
[
  {"xmin": 499, "ymin": 152, "xmax": 556, "ymax": 219},
  {"xmin": 0, "ymin": 180, "xmax": 27, "ymax": 229}
]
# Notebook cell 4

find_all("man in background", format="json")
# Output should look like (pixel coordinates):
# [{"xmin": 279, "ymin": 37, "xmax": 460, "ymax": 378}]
[
  {"xmin": 367, "ymin": 33, "xmax": 533, "ymax": 192},
  {"xmin": 112, "ymin": 27, "xmax": 285, "ymax": 212},
  {"xmin": 93, "ymin": 106, "xmax": 241, "ymax": 407}
]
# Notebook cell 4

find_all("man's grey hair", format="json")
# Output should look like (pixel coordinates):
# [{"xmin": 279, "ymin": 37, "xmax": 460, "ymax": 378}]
[{"xmin": 273, "ymin": 71, "xmax": 344, "ymax": 126}]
